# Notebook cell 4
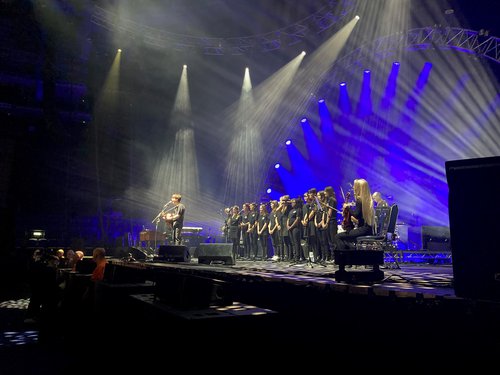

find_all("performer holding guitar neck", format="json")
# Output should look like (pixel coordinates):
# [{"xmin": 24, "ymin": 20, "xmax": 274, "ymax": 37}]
[{"xmin": 162, "ymin": 193, "xmax": 185, "ymax": 245}]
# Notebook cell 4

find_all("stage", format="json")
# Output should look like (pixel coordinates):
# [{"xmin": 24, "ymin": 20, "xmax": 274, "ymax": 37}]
[
  {"xmin": 1, "ymin": 250, "xmax": 500, "ymax": 371},
  {"xmin": 70, "ymin": 255, "xmax": 495, "ymax": 367},
  {"xmin": 108, "ymin": 256, "xmax": 457, "ymax": 298}
]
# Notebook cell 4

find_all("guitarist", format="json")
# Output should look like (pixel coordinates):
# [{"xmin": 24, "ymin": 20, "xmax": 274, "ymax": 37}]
[
  {"xmin": 162, "ymin": 193, "xmax": 185, "ymax": 245},
  {"xmin": 334, "ymin": 179, "xmax": 375, "ymax": 250}
]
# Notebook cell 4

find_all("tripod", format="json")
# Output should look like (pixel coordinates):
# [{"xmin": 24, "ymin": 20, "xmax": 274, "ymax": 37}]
[{"xmin": 382, "ymin": 238, "xmax": 401, "ymax": 269}]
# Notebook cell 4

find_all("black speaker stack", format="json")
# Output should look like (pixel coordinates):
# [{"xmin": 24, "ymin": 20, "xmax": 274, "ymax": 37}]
[
  {"xmin": 446, "ymin": 156, "xmax": 500, "ymax": 301},
  {"xmin": 155, "ymin": 245, "xmax": 190, "ymax": 263},
  {"xmin": 196, "ymin": 243, "xmax": 235, "ymax": 265}
]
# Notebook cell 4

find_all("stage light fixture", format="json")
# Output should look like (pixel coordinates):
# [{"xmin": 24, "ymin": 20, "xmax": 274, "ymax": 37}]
[
  {"xmin": 318, "ymin": 99, "xmax": 325, "ymax": 104},
  {"xmin": 301, "ymin": 117, "xmax": 307, "ymax": 123},
  {"xmin": 30, "ymin": 230, "xmax": 45, "ymax": 239},
  {"xmin": 274, "ymin": 163, "xmax": 280, "ymax": 169},
  {"xmin": 28, "ymin": 229, "xmax": 46, "ymax": 243},
  {"xmin": 285, "ymin": 139, "xmax": 292, "ymax": 146},
  {"xmin": 266, "ymin": 188, "xmax": 272, "ymax": 194}
]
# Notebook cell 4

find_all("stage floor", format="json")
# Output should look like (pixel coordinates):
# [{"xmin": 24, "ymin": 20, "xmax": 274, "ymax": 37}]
[
  {"xmin": 2, "ymin": 256, "xmax": 500, "ymax": 371},
  {"xmin": 132, "ymin": 257, "xmax": 456, "ymax": 300}
]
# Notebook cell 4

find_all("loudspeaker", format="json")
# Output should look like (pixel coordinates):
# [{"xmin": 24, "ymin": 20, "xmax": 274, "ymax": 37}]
[
  {"xmin": 421, "ymin": 226, "xmax": 450, "ymax": 251},
  {"xmin": 196, "ymin": 243, "xmax": 235, "ymax": 265},
  {"xmin": 154, "ymin": 272, "xmax": 233, "ymax": 309},
  {"xmin": 446, "ymin": 156, "xmax": 500, "ymax": 301},
  {"xmin": 129, "ymin": 247, "xmax": 149, "ymax": 260},
  {"xmin": 157, "ymin": 245, "xmax": 190, "ymax": 263}
]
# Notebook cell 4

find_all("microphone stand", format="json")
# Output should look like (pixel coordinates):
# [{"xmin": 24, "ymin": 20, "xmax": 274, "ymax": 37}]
[{"xmin": 151, "ymin": 202, "xmax": 173, "ymax": 251}]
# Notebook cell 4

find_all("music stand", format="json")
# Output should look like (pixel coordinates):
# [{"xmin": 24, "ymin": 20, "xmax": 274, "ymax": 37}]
[{"xmin": 287, "ymin": 242, "xmax": 325, "ymax": 269}]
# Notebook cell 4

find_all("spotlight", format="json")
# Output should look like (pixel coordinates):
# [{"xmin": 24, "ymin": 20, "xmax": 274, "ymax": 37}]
[
  {"xmin": 339, "ymin": 82, "xmax": 347, "ymax": 87},
  {"xmin": 355, "ymin": 15, "xmax": 360, "ymax": 20},
  {"xmin": 183, "ymin": 64, "xmax": 187, "ymax": 69},
  {"xmin": 274, "ymin": 163, "xmax": 280, "ymax": 169},
  {"xmin": 301, "ymin": 51, "xmax": 306, "ymax": 55},
  {"xmin": 117, "ymin": 48, "xmax": 122, "ymax": 53},
  {"xmin": 266, "ymin": 188, "xmax": 272, "ymax": 194},
  {"xmin": 28, "ymin": 229, "xmax": 46, "ymax": 243},
  {"xmin": 285, "ymin": 139, "xmax": 292, "ymax": 146},
  {"xmin": 318, "ymin": 99, "xmax": 325, "ymax": 104},
  {"xmin": 300, "ymin": 117, "xmax": 307, "ymax": 123},
  {"xmin": 30, "ymin": 230, "xmax": 45, "ymax": 239},
  {"xmin": 393, "ymin": 61, "xmax": 400, "ymax": 66},
  {"xmin": 364, "ymin": 70, "xmax": 371, "ymax": 74}
]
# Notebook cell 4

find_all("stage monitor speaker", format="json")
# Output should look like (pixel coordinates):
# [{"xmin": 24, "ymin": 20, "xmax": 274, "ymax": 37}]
[
  {"xmin": 196, "ymin": 243, "xmax": 235, "ymax": 265},
  {"xmin": 446, "ymin": 156, "xmax": 500, "ymax": 301},
  {"xmin": 421, "ymin": 226, "xmax": 451, "ymax": 251},
  {"xmin": 154, "ymin": 272, "xmax": 233, "ymax": 309},
  {"xmin": 129, "ymin": 247, "xmax": 149, "ymax": 260},
  {"xmin": 157, "ymin": 245, "xmax": 190, "ymax": 263}
]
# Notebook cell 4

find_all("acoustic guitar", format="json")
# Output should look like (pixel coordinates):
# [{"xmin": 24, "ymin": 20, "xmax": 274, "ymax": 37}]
[{"xmin": 163, "ymin": 213, "xmax": 175, "ymax": 226}]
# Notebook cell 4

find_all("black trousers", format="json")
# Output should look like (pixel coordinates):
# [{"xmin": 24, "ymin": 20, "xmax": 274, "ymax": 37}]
[
  {"xmin": 172, "ymin": 222, "xmax": 183, "ymax": 245},
  {"xmin": 335, "ymin": 225, "xmax": 372, "ymax": 250}
]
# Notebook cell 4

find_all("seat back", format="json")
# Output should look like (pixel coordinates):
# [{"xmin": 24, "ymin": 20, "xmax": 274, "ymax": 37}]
[
  {"xmin": 355, "ymin": 204, "xmax": 399, "ymax": 251},
  {"xmin": 385, "ymin": 204, "xmax": 399, "ymax": 238},
  {"xmin": 374, "ymin": 206, "xmax": 391, "ymax": 236}
]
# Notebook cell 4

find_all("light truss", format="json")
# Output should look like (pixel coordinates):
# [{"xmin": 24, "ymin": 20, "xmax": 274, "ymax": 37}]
[
  {"xmin": 408, "ymin": 27, "xmax": 499, "ymax": 63},
  {"xmin": 387, "ymin": 250, "xmax": 452, "ymax": 265},
  {"xmin": 315, "ymin": 27, "xmax": 500, "ymax": 95},
  {"xmin": 90, "ymin": 0, "xmax": 356, "ymax": 55}
]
